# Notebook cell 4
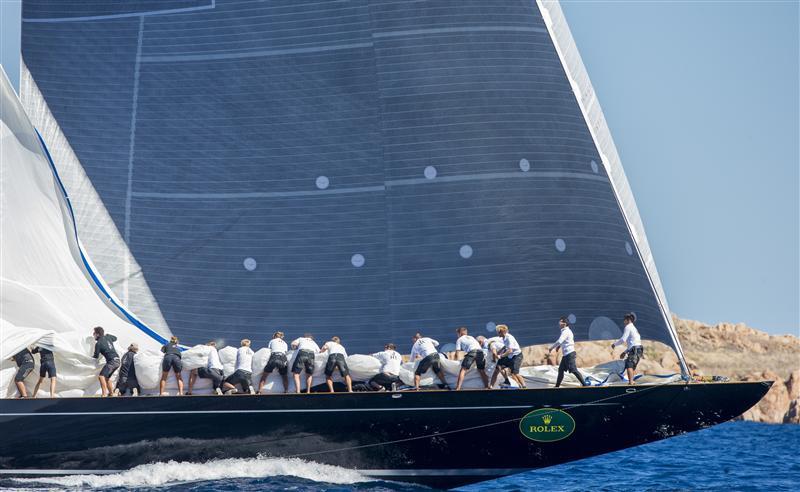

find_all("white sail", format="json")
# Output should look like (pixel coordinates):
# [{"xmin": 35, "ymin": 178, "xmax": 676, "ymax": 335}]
[
  {"xmin": 19, "ymin": 60, "xmax": 171, "ymax": 338},
  {"xmin": 0, "ymin": 67, "xmax": 165, "ymax": 398}
]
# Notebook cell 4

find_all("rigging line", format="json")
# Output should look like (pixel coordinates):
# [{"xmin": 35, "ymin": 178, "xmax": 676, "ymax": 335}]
[{"xmin": 278, "ymin": 381, "xmax": 676, "ymax": 460}]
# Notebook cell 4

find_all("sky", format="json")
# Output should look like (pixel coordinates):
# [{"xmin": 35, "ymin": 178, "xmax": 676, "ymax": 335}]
[{"xmin": 0, "ymin": 1, "xmax": 798, "ymax": 336}]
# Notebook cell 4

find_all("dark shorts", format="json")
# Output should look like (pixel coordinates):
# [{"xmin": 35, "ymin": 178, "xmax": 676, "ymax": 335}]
[
  {"xmin": 291, "ymin": 350, "xmax": 316, "ymax": 374},
  {"xmin": 369, "ymin": 372, "xmax": 401, "ymax": 390},
  {"xmin": 415, "ymin": 353, "xmax": 442, "ymax": 376},
  {"xmin": 264, "ymin": 353, "xmax": 288, "ymax": 376},
  {"xmin": 624, "ymin": 346, "xmax": 644, "ymax": 370},
  {"xmin": 198, "ymin": 367, "xmax": 225, "ymax": 389},
  {"xmin": 100, "ymin": 358, "xmax": 121, "ymax": 378},
  {"xmin": 15, "ymin": 362, "xmax": 34, "ymax": 382},
  {"xmin": 558, "ymin": 351, "xmax": 579, "ymax": 372},
  {"xmin": 39, "ymin": 360, "xmax": 57, "ymax": 378},
  {"xmin": 498, "ymin": 353, "xmax": 523, "ymax": 374},
  {"xmin": 162, "ymin": 353, "xmax": 182, "ymax": 373},
  {"xmin": 117, "ymin": 379, "xmax": 140, "ymax": 395},
  {"xmin": 225, "ymin": 369, "xmax": 252, "ymax": 391},
  {"xmin": 324, "ymin": 353, "xmax": 350, "ymax": 377},
  {"xmin": 461, "ymin": 350, "xmax": 486, "ymax": 370}
]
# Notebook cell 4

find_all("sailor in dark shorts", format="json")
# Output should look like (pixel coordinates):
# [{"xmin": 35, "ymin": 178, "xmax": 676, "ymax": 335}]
[
  {"xmin": 160, "ymin": 336, "xmax": 184, "ymax": 396},
  {"xmin": 491, "ymin": 324, "xmax": 527, "ymax": 389},
  {"xmin": 92, "ymin": 326, "xmax": 120, "ymax": 397},
  {"xmin": 454, "ymin": 327, "xmax": 489, "ymax": 390},
  {"xmin": 290, "ymin": 334, "xmax": 320, "ymax": 394},
  {"xmin": 9, "ymin": 348, "xmax": 35, "ymax": 398},
  {"xmin": 115, "ymin": 343, "xmax": 141, "ymax": 396},
  {"xmin": 548, "ymin": 317, "xmax": 589, "ymax": 387},
  {"xmin": 32, "ymin": 346, "xmax": 57, "ymax": 398},
  {"xmin": 223, "ymin": 339, "xmax": 255, "ymax": 394},
  {"xmin": 369, "ymin": 343, "xmax": 403, "ymax": 391},
  {"xmin": 189, "ymin": 341, "xmax": 225, "ymax": 395},
  {"xmin": 320, "ymin": 336, "xmax": 353, "ymax": 393},
  {"xmin": 612, "ymin": 313, "xmax": 644, "ymax": 385},
  {"xmin": 259, "ymin": 332, "xmax": 289, "ymax": 394},
  {"xmin": 410, "ymin": 333, "xmax": 450, "ymax": 390}
]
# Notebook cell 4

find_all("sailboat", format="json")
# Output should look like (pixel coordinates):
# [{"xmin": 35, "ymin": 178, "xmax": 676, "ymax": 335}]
[{"xmin": 1, "ymin": 0, "xmax": 770, "ymax": 488}]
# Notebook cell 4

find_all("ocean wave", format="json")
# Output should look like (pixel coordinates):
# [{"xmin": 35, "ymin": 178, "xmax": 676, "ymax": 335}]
[{"xmin": 12, "ymin": 457, "xmax": 368, "ymax": 489}]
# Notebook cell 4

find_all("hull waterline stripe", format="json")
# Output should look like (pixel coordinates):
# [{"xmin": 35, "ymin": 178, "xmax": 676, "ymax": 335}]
[
  {"xmin": 0, "ymin": 468, "xmax": 524, "ymax": 477},
  {"xmin": 0, "ymin": 402, "xmax": 621, "ymax": 417}
]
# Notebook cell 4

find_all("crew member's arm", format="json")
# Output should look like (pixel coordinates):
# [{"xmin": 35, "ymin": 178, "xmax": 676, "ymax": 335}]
[
  {"xmin": 549, "ymin": 332, "xmax": 567, "ymax": 353},
  {"xmin": 92, "ymin": 341, "xmax": 100, "ymax": 359},
  {"xmin": 410, "ymin": 344, "xmax": 420, "ymax": 361},
  {"xmin": 291, "ymin": 338, "xmax": 300, "ymax": 349},
  {"xmin": 611, "ymin": 325, "xmax": 631, "ymax": 349},
  {"xmin": 320, "ymin": 342, "xmax": 329, "ymax": 353},
  {"xmin": 161, "ymin": 345, "xmax": 166, "ymax": 354}
]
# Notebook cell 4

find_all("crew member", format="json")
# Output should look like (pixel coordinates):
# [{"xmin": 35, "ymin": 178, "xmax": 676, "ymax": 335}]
[
  {"xmin": 410, "ymin": 333, "xmax": 449, "ymax": 390},
  {"xmin": 290, "ymin": 334, "xmax": 320, "ymax": 394},
  {"xmin": 9, "ymin": 347, "xmax": 34, "ymax": 398},
  {"xmin": 92, "ymin": 326, "xmax": 120, "ymax": 397},
  {"xmin": 454, "ymin": 327, "xmax": 489, "ymax": 390},
  {"xmin": 116, "ymin": 343, "xmax": 141, "ymax": 396},
  {"xmin": 320, "ymin": 336, "xmax": 353, "ymax": 393},
  {"xmin": 223, "ymin": 339, "xmax": 255, "ymax": 394},
  {"xmin": 188, "ymin": 341, "xmax": 224, "ymax": 395},
  {"xmin": 491, "ymin": 324, "xmax": 526, "ymax": 389},
  {"xmin": 32, "ymin": 346, "xmax": 57, "ymax": 398},
  {"xmin": 258, "ymin": 332, "xmax": 289, "ymax": 394},
  {"xmin": 548, "ymin": 317, "xmax": 588, "ymax": 387},
  {"xmin": 368, "ymin": 343, "xmax": 402, "ymax": 391},
  {"xmin": 612, "ymin": 313, "xmax": 644, "ymax": 385},
  {"xmin": 160, "ymin": 336, "xmax": 184, "ymax": 396},
  {"xmin": 481, "ymin": 334, "xmax": 511, "ymax": 387}
]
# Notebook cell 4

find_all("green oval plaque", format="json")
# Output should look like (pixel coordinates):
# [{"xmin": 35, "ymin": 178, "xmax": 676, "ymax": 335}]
[{"xmin": 519, "ymin": 408, "xmax": 575, "ymax": 442}]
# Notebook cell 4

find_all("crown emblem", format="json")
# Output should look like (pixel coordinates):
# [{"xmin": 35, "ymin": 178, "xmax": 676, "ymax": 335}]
[{"xmin": 542, "ymin": 414, "xmax": 552, "ymax": 425}]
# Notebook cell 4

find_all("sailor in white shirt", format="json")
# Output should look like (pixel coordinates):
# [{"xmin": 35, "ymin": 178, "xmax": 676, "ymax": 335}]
[
  {"xmin": 222, "ymin": 339, "xmax": 255, "ymax": 394},
  {"xmin": 410, "ymin": 333, "xmax": 450, "ymax": 390},
  {"xmin": 259, "ymin": 331, "xmax": 290, "ymax": 394},
  {"xmin": 188, "ymin": 341, "xmax": 225, "ymax": 395},
  {"xmin": 548, "ymin": 317, "xmax": 588, "ymax": 387},
  {"xmin": 368, "ymin": 343, "xmax": 403, "ymax": 391},
  {"xmin": 454, "ymin": 327, "xmax": 490, "ymax": 390},
  {"xmin": 291, "ymin": 333, "xmax": 320, "ymax": 394},
  {"xmin": 478, "ymin": 335, "xmax": 511, "ymax": 387},
  {"xmin": 490, "ymin": 325, "xmax": 527, "ymax": 389},
  {"xmin": 320, "ymin": 336, "xmax": 353, "ymax": 393},
  {"xmin": 611, "ymin": 313, "xmax": 644, "ymax": 385}
]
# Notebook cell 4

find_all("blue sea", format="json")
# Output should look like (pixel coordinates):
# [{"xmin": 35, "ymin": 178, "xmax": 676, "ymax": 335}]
[{"xmin": 5, "ymin": 421, "xmax": 797, "ymax": 491}]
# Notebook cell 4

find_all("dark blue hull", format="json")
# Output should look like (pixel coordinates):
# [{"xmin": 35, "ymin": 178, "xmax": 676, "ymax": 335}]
[{"xmin": 0, "ymin": 382, "xmax": 771, "ymax": 488}]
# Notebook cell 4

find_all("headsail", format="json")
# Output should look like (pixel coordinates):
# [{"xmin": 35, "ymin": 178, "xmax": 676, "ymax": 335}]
[
  {"xmin": 20, "ymin": 0, "xmax": 687, "ymax": 371},
  {"xmin": 0, "ymin": 67, "xmax": 164, "ymax": 397}
]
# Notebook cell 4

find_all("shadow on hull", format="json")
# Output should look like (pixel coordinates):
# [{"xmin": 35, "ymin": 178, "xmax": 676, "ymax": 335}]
[{"xmin": 0, "ymin": 381, "xmax": 771, "ymax": 488}]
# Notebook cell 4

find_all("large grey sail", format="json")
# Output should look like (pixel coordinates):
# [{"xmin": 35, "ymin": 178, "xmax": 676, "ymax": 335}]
[{"xmin": 20, "ymin": 0, "xmax": 684, "ymax": 361}]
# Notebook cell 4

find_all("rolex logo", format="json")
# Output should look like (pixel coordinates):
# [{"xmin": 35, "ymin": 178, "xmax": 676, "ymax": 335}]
[
  {"xmin": 521, "ymin": 408, "xmax": 575, "ymax": 442},
  {"xmin": 542, "ymin": 414, "xmax": 552, "ymax": 425}
]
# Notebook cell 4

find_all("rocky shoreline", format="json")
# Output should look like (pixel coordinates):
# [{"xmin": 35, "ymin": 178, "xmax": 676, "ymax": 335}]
[{"xmin": 521, "ymin": 315, "xmax": 799, "ymax": 424}]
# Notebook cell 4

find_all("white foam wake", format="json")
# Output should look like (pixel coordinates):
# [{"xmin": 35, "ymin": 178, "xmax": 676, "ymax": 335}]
[{"xmin": 14, "ymin": 457, "xmax": 368, "ymax": 488}]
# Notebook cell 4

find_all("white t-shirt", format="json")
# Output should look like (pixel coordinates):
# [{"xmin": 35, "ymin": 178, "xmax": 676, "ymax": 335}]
[
  {"xmin": 268, "ymin": 338, "xmax": 288, "ymax": 355},
  {"xmin": 322, "ymin": 341, "xmax": 347, "ymax": 357},
  {"xmin": 549, "ymin": 327, "xmax": 576, "ymax": 356},
  {"xmin": 235, "ymin": 346, "xmax": 254, "ymax": 372},
  {"xmin": 372, "ymin": 350, "xmax": 402, "ymax": 376},
  {"xmin": 410, "ymin": 337, "xmax": 439, "ymax": 360},
  {"xmin": 207, "ymin": 347, "xmax": 223, "ymax": 370},
  {"xmin": 456, "ymin": 335, "xmax": 481, "ymax": 352},
  {"xmin": 483, "ymin": 336, "xmax": 505, "ymax": 354},
  {"xmin": 613, "ymin": 323, "xmax": 642, "ymax": 350},
  {"xmin": 502, "ymin": 333, "xmax": 522, "ymax": 357},
  {"xmin": 292, "ymin": 337, "xmax": 320, "ymax": 353}
]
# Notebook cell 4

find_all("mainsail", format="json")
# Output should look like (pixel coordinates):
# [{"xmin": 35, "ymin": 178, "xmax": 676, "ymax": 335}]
[{"xmin": 19, "ymin": 0, "xmax": 687, "ymax": 370}]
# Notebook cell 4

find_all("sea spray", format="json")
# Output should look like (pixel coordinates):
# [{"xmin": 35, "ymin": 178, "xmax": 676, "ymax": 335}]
[{"xmin": 13, "ymin": 456, "xmax": 368, "ymax": 489}]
